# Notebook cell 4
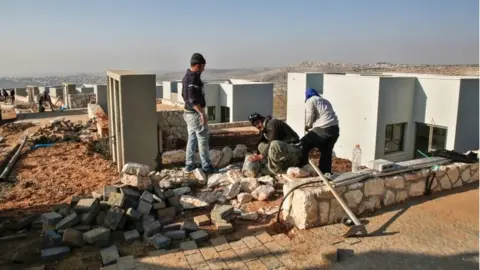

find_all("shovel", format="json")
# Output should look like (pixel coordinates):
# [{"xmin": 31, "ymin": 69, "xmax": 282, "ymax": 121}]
[{"xmin": 309, "ymin": 159, "xmax": 368, "ymax": 237}]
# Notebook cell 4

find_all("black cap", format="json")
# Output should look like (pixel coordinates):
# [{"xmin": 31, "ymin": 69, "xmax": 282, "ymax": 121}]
[
  {"xmin": 190, "ymin": 53, "xmax": 206, "ymax": 65},
  {"xmin": 248, "ymin": 112, "xmax": 264, "ymax": 125}
]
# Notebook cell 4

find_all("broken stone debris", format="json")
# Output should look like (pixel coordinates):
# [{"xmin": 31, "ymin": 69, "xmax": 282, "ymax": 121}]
[
  {"xmin": 251, "ymin": 185, "xmax": 276, "ymax": 201},
  {"xmin": 31, "ymin": 157, "xmax": 283, "ymax": 263},
  {"xmin": 286, "ymin": 167, "xmax": 311, "ymax": 178}
]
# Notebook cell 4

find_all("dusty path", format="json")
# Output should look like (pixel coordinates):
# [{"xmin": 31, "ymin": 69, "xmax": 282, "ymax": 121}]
[{"xmin": 294, "ymin": 184, "xmax": 479, "ymax": 269}]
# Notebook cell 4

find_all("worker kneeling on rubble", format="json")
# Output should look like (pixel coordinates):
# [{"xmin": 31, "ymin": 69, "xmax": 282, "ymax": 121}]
[
  {"xmin": 300, "ymin": 88, "xmax": 339, "ymax": 174},
  {"xmin": 248, "ymin": 113, "xmax": 302, "ymax": 174}
]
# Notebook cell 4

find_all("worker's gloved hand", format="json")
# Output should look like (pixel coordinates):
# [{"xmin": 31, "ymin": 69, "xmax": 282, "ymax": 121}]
[
  {"xmin": 304, "ymin": 126, "xmax": 310, "ymax": 132},
  {"xmin": 248, "ymin": 154, "xmax": 264, "ymax": 162}
]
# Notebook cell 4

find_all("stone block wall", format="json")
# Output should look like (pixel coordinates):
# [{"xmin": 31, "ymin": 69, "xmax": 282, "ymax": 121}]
[
  {"xmin": 157, "ymin": 110, "xmax": 188, "ymax": 151},
  {"xmin": 282, "ymin": 162, "xmax": 479, "ymax": 229},
  {"xmin": 67, "ymin": 93, "xmax": 96, "ymax": 109}
]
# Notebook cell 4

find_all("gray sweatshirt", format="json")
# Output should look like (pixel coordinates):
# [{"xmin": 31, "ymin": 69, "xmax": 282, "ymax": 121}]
[{"xmin": 305, "ymin": 95, "xmax": 339, "ymax": 129}]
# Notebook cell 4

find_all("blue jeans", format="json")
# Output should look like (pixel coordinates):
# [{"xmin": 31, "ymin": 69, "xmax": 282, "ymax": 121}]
[{"xmin": 184, "ymin": 112, "xmax": 211, "ymax": 169}]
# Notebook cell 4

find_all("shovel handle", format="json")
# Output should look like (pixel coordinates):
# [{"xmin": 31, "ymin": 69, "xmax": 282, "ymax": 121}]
[{"xmin": 309, "ymin": 159, "xmax": 362, "ymax": 226}]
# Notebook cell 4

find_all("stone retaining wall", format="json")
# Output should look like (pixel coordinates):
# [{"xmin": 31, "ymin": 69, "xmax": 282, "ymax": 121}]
[
  {"xmin": 282, "ymin": 162, "xmax": 479, "ymax": 229},
  {"xmin": 157, "ymin": 110, "xmax": 187, "ymax": 151},
  {"xmin": 67, "ymin": 93, "xmax": 96, "ymax": 109}
]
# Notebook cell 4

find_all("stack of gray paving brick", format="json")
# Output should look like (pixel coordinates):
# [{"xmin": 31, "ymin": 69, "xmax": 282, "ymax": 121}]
[{"xmin": 14, "ymin": 162, "xmax": 258, "ymax": 266}]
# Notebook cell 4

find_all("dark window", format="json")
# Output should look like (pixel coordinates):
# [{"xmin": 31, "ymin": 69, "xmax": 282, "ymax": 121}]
[
  {"xmin": 431, "ymin": 126, "xmax": 447, "ymax": 151},
  {"xmin": 385, "ymin": 123, "xmax": 406, "ymax": 154},
  {"xmin": 220, "ymin": 106, "xmax": 230, "ymax": 123},
  {"xmin": 207, "ymin": 106, "xmax": 216, "ymax": 121},
  {"xmin": 414, "ymin": 123, "xmax": 448, "ymax": 158}
]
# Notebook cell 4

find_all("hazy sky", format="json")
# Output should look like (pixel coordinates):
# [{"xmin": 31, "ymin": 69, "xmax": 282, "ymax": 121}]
[{"xmin": 0, "ymin": 0, "xmax": 478, "ymax": 76}]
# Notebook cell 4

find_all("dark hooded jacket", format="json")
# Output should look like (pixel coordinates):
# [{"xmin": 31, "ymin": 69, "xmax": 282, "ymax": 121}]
[
  {"xmin": 255, "ymin": 117, "xmax": 299, "ymax": 150},
  {"xmin": 182, "ymin": 69, "xmax": 206, "ymax": 111}
]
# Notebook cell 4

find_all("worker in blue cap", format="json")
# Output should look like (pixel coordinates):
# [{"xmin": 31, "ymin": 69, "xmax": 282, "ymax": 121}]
[{"xmin": 300, "ymin": 88, "xmax": 340, "ymax": 174}]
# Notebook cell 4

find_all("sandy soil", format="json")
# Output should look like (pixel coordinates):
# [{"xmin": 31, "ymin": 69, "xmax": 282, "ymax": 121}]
[{"xmin": 0, "ymin": 142, "xmax": 119, "ymax": 216}]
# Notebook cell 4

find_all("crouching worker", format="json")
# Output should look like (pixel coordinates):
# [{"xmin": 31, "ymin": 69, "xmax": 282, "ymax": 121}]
[
  {"xmin": 247, "ymin": 113, "xmax": 302, "ymax": 175},
  {"xmin": 300, "ymin": 88, "xmax": 339, "ymax": 174}
]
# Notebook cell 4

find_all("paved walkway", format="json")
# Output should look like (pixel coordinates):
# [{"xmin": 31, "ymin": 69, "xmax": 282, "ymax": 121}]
[{"xmin": 101, "ymin": 184, "xmax": 478, "ymax": 270}]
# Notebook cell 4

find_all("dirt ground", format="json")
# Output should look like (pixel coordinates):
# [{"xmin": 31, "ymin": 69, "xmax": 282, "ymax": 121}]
[{"xmin": 0, "ymin": 142, "xmax": 119, "ymax": 217}]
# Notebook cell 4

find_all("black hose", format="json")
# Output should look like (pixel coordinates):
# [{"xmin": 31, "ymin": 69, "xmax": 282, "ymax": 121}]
[
  {"xmin": 424, "ymin": 167, "xmax": 437, "ymax": 196},
  {"xmin": 276, "ymin": 180, "xmax": 325, "ymax": 223}
]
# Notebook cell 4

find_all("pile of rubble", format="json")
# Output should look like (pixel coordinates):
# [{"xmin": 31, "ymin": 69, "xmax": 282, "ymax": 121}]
[
  {"xmin": 30, "ymin": 117, "xmax": 97, "ymax": 144},
  {"xmin": 2, "ymin": 153, "xmax": 313, "ymax": 267}
]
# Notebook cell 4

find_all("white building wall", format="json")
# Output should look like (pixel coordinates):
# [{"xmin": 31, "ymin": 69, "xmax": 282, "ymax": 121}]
[
  {"xmin": 413, "ymin": 78, "xmax": 461, "ymax": 150},
  {"xmin": 204, "ymin": 84, "xmax": 220, "ymax": 123},
  {"xmin": 286, "ymin": 73, "xmax": 324, "ymax": 138},
  {"xmin": 322, "ymin": 75, "xmax": 381, "ymax": 164},
  {"xmin": 220, "ymin": 84, "xmax": 234, "ymax": 122},
  {"xmin": 230, "ymin": 83, "xmax": 273, "ymax": 122},
  {"xmin": 376, "ymin": 77, "xmax": 416, "ymax": 161},
  {"xmin": 454, "ymin": 79, "xmax": 479, "ymax": 152}
]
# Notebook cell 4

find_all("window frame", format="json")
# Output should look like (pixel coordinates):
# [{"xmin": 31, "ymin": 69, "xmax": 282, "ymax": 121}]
[
  {"xmin": 384, "ymin": 122, "xmax": 407, "ymax": 155},
  {"xmin": 207, "ymin": 106, "xmax": 216, "ymax": 121}
]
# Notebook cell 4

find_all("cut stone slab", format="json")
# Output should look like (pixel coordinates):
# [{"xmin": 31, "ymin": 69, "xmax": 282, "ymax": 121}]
[
  {"xmin": 193, "ymin": 168, "xmax": 207, "ymax": 185},
  {"xmin": 217, "ymin": 146, "xmax": 233, "ymax": 168},
  {"xmin": 124, "ymin": 229, "xmax": 140, "ymax": 243},
  {"xmin": 237, "ymin": 193, "xmax": 253, "ymax": 204},
  {"xmin": 215, "ymin": 222, "xmax": 234, "ymax": 235},
  {"xmin": 194, "ymin": 215, "xmax": 211, "ymax": 226},
  {"xmin": 74, "ymin": 198, "xmax": 99, "ymax": 213},
  {"xmin": 239, "ymin": 212, "xmax": 259, "ymax": 221},
  {"xmin": 364, "ymin": 178, "xmax": 385, "ymax": 197},
  {"xmin": 148, "ymin": 234, "xmax": 171, "ymax": 249},
  {"xmin": 164, "ymin": 230, "xmax": 186, "ymax": 240},
  {"xmin": 181, "ymin": 220, "xmax": 198, "ymax": 232},
  {"xmin": 43, "ymin": 230, "xmax": 62, "ymax": 248},
  {"xmin": 122, "ymin": 162, "xmax": 150, "ymax": 177},
  {"xmin": 163, "ymin": 222, "xmax": 182, "ymax": 232},
  {"xmin": 107, "ymin": 192, "xmax": 125, "ymax": 207},
  {"xmin": 240, "ymin": 178, "xmax": 259, "ymax": 193},
  {"xmin": 153, "ymin": 201, "xmax": 166, "ymax": 210},
  {"xmin": 258, "ymin": 176, "xmax": 275, "ymax": 186},
  {"xmin": 83, "ymin": 227, "xmax": 111, "ymax": 245},
  {"xmin": 167, "ymin": 195, "xmax": 181, "ymax": 207},
  {"xmin": 190, "ymin": 230, "xmax": 209, "ymax": 242},
  {"xmin": 81, "ymin": 208, "xmax": 99, "ymax": 225},
  {"xmin": 41, "ymin": 212, "xmax": 63, "ymax": 226},
  {"xmin": 140, "ymin": 191, "xmax": 154, "ymax": 204},
  {"xmin": 207, "ymin": 173, "xmax": 230, "ymax": 188},
  {"xmin": 233, "ymin": 144, "xmax": 248, "ymax": 159},
  {"xmin": 73, "ymin": 224, "xmax": 91, "ymax": 232},
  {"xmin": 53, "ymin": 204, "xmax": 71, "ymax": 217},
  {"xmin": 41, "ymin": 246, "xmax": 70, "ymax": 262},
  {"xmin": 121, "ymin": 174, "xmax": 151, "ymax": 190},
  {"xmin": 226, "ymin": 169, "xmax": 243, "ymax": 183},
  {"xmin": 119, "ymin": 186, "xmax": 141, "ymax": 198},
  {"xmin": 96, "ymin": 211, "xmax": 106, "ymax": 226},
  {"xmin": 62, "ymin": 228, "xmax": 84, "ymax": 248},
  {"xmin": 156, "ymin": 207, "xmax": 176, "ymax": 219},
  {"xmin": 223, "ymin": 182, "xmax": 241, "ymax": 199},
  {"xmin": 104, "ymin": 207, "xmax": 125, "ymax": 230},
  {"xmin": 100, "ymin": 245, "xmax": 120, "ymax": 266},
  {"xmin": 251, "ymin": 185, "xmax": 275, "ymax": 201},
  {"xmin": 103, "ymin": 185, "xmax": 118, "ymax": 200},
  {"xmin": 211, "ymin": 204, "xmax": 234, "ymax": 222},
  {"xmin": 173, "ymin": 187, "xmax": 191, "ymax": 196},
  {"xmin": 143, "ymin": 220, "xmax": 162, "ymax": 238},
  {"xmin": 56, "ymin": 213, "xmax": 80, "ymax": 230},
  {"xmin": 179, "ymin": 195, "xmax": 209, "ymax": 209},
  {"xmin": 126, "ymin": 208, "xmax": 142, "ymax": 221},
  {"xmin": 136, "ymin": 200, "xmax": 152, "ymax": 216}
]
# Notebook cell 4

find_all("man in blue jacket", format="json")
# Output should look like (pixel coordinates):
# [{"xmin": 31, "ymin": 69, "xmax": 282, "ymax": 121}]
[
  {"xmin": 181, "ymin": 53, "xmax": 217, "ymax": 173},
  {"xmin": 300, "ymin": 88, "xmax": 340, "ymax": 174}
]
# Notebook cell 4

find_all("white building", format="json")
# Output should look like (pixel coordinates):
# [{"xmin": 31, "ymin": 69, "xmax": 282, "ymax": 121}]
[
  {"xmin": 287, "ymin": 72, "xmax": 479, "ymax": 165},
  {"xmin": 161, "ymin": 79, "xmax": 273, "ymax": 123}
]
